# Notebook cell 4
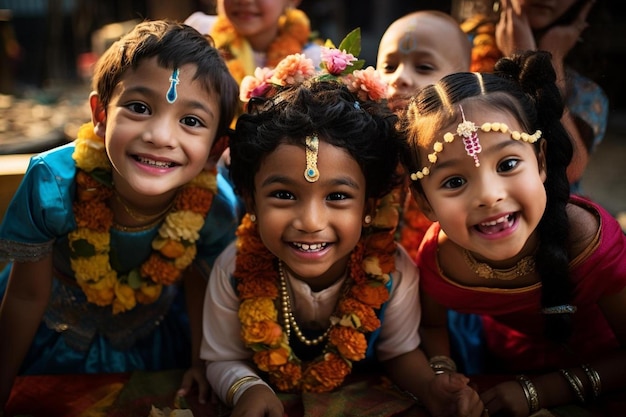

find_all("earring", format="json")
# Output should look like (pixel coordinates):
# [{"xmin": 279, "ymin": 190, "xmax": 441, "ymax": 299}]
[
  {"xmin": 250, "ymin": 214, "xmax": 256, "ymax": 222},
  {"xmin": 364, "ymin": 215, "xmax": 372, "ymax": 225}
]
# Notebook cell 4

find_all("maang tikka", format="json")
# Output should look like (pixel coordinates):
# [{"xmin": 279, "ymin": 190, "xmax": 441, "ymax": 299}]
[{"xmin": 304, "ymin": 134, "xmax": 320, "ymax": 182}]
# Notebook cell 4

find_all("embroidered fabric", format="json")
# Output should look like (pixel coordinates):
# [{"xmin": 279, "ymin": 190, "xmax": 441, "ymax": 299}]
[
  {"xmin": 0, "ymin": 239, "xmax": 54, "ymax": 262},
  {"xmin": 42, "ymin": 276, "xmax": 178, "ymax": 351}
]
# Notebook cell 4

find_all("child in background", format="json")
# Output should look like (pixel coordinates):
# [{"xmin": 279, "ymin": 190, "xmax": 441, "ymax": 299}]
[
  {"xmin": 401, "ymin": 50, "xmax": 626, "ymax": 416},
  {"xmin": 0, "ymin": 20, "xmax": 240, "ymax": 411},
  {"xmin": 199, "ymin": 38, "xmax": 484, "ymax": 417},
  {"xmin": 376, "ymin": 10, "xmax": 472, "ymax": 114},
  {"xmin": 494, "ymin": 0, "xmax": 609, "ymax": 193}
]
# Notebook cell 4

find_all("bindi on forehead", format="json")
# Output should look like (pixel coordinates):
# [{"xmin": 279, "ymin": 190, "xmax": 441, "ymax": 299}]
[
  {"xmin": 166, "ymin": 68, "xmax": 180, "ymax": 103},
  {"xmin": 398, "ymin": 26, "xmax": 419, "ymax": 54}
]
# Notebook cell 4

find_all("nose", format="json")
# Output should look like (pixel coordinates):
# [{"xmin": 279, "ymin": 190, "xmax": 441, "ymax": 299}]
[
  {"xmin": 142, "ymin": 117, "xmax": 177, "ymax": 148},
  {"xmin": 294, "ymin": 199, "xmax": 326, "ymax": 233},
  {"xmin": 474, "ymin": 172, "xmax": 506, "ymax": 208},
  {"xmin": 389, "ymin": 63, "xmax": 416, "ymax": 90}
]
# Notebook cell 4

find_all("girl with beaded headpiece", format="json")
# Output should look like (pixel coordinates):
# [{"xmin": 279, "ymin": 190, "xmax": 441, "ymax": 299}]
[
  {"xmin": 400, "ymin": 50, "xmax": 626, "ymax": 416},
  {"xmin": 199, "ymin": 32, "xmax": 485, "ymax": 416},
  {"xmin": 0, "ymin": 20, "xmax": 241, "ymax": 411}
]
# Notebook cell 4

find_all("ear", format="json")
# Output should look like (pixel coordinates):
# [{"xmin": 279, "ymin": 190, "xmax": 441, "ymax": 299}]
[
  {"xmin": 205, "ymin": 133, "xmax": 230, "ymax": 171},
  {"xmin": 89, "ymin": 92, "xmax": 107, "ymax": 138},
  {"xmin": 410, "ymin": 187, "xmax": 438, "ymax": 222},
  {"xmin": 538, "ymin": 139, "xmax": 548, "ymax": 183}
]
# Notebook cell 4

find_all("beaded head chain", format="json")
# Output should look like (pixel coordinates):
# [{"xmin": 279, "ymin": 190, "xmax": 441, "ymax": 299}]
[{"xmin": 409, "ymin": 105, "xmax": 542, "ymax": 181}]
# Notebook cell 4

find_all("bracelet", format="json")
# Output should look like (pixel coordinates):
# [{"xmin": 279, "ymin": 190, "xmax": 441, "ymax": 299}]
[
  {"xmin": 581, "ymin": 363, "xmax": 602, "ymax": 400},
  {"xmin": 226, "ymin": 375, "xmax": 261, "ymax": 406},
  {"xmin": 516, "ymin": 374, "xmax": 540, "ymax": 414},
  {"xmin": 559, "ymin": 368, "xmax": 586, "ymax": 403},
  {"xmin": 429, "ymin": 355, "xmax": 457, "ymax": 375}
]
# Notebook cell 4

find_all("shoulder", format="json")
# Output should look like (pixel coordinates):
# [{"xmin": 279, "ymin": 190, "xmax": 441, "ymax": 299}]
[{"xmin": 567, "ymin": 195, "xmax": 601, "ymax": 258}]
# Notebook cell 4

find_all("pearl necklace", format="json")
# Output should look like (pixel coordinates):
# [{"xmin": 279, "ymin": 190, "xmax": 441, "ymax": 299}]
[{"xmin": 278, "ymin": 260, "xmax": 330, "ymax": 346}]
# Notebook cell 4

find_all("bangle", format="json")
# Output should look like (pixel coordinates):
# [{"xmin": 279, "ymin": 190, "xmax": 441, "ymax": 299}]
[
  {"xmin": 559, "ymin": 368, "xmax": 586, "ymax": 403},
  {"xmin": 516, "ymin": 374, "xmax": 540, "ymax": 414},
  {"xmin": 580, "ymin": 363, "xmax": 601, "ymax": 400},
  {"xmin": 429, "ymin": 355, "xmax": 457, "ymax": 374},
  {"xmin": 226, "ymin": 375, "xmax": 260, "ymax": 406}
]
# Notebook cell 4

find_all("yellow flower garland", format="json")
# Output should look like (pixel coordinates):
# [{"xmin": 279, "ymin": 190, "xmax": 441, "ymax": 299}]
[
  {"xmin": 210, "ymin": 8, "xmax": 313, "ymax": 85},
  {"xmin": 235, "ymin": 193, "xmax": 399, "ymax": 393},
  {"xmin": 68, "ymin": 122, "xmax": 216, "ymax": 314}
]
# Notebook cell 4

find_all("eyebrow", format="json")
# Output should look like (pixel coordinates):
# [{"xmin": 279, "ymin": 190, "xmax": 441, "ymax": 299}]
[
  {"xmin": 120, "ymin": 85, "xmax": 215, "ymax": 118},
  {"xmin": 260, "ymin": 174, "xmax": 361, "ymax": 190}
]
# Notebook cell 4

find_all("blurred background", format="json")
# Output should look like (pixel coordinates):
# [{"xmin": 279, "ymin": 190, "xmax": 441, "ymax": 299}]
[{"xmin": 0, "ymin": 0, "xmax": 624, "ymax": 218}]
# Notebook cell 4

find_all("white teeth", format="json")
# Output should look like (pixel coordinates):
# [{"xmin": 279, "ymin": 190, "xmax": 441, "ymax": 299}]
[
  {"xmin": 480, "ymin": 215, "xmax": 509, "ymax": 227},
  {"xmin": 293, "ymin": 242, "xmax": 327, "ymax": 251},
  {"xmin": 137, "ymin": 156, "xmax": 172, "ymax": 168}
]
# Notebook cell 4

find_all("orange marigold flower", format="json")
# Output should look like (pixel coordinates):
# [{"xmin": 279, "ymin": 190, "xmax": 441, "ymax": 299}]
[
  {"xmin": 141, "ymin": 254, "xmax": 182, "ymax": 285},
  {"xmin": 136, "ymin": 282, "xmax": 162, "ymax": 304},
  {"xmin": 364, "ymin": 232, "xmax": 397, "ymax": 257},
  {"xmin": 79, "ymin": 281, "xmax": 115, "ymax": 306},
  {"xmin": 74, "ymin": 199, "xmax": 113, "ymax": 232},
  {"xmin": 270, "ymin": 53, "xmax": 315, "ymax": 86},
  {"xmin": 176, "ymin": 186, "xmax": 214, "ymax": 214},
  {"xmin": 329, "ymin": 326, "xmax": 367, "ymax": 361},
  {"xmin": 158, "ymin": 239, "xmax": 186, "ymax": 259},
  {"xmin": 271, "ymin": 362, "xmax": 301, "ymax": 392},
  {"xmin": 237, "ymin": 275, "xmax": 279, "ymax": 299},
  {"xmin": 254, "ymin": 346, "xmax": 290, "ymax": 372},
  {"xmin": 238, "ymin": 298, "xmax": 277, "ymax": 327},
  {"xmin": 112, "ymin": 281, "xmax": 136, "ymax": 314},
  {"xmin": 337, "ymin": 297, "xmax": 380, "ymax": 332},
  {"xmin": 302, "ymin": 353, "xmax": 350, "ymax": 392},
  {"xmin": 350, "ymin": 282, "xmax": 389, "ymax": 309},
  {"xmin": 241, "ymin": 320, "xmax": 283, "ymax": 346}
]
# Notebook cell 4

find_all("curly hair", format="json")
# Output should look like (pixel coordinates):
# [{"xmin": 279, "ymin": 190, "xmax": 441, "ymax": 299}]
[
  {"xmin": 401, "ymin": 50, "xmax": 575, "ymax": 342},
  {"xmin": 230, "ymin": 78, "xmax": 407, "ymax": 203}
]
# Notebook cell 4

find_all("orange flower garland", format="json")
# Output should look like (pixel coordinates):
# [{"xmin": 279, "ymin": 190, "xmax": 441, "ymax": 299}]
[
  {"xmin": 210, "ymin": 8, "xmax": 314, "ymax": 85},
  {"xmin": 68, "ymin": 122, "xmax": 216, "ymax": 314},
  {"xmin": 234, "ymin": 202, "xmax": 397, "ymax": 393}
]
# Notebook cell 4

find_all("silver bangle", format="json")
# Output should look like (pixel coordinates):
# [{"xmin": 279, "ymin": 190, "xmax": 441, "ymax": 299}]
[
  {"xmin": 581, "ymin": 363, "xmax": 602, "ymax": 400},
  {"xmin": 429, "ymin": 355, "xmax": 457, "ymax": 374},
  {"xmin": 516, "ymin": 374, "xmax": 540, "ymax": 414},
  {"xmin": 560, "ymin": 368, "xmax": 586, "ymax": 403}
]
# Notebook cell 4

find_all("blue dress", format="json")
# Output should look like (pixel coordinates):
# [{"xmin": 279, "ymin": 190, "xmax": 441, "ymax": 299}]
[{"xmin": 0, "ymin": 143, "xmax": 241, "ymax": 375}]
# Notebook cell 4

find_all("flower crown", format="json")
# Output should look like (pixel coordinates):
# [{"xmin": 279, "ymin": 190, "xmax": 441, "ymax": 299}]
[
  {"xmin": 239, "ymin": 28, "xmax": 388, "ymax": 105},
  {"xmin": 409, "ymin": 105, "xmax": 542, "ymax": 181}
]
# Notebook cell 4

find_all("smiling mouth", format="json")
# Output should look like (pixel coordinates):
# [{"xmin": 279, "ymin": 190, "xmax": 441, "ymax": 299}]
[
  {"xmin": 291, "ymin": 242, "xmax": 328, "ymax": 252},
  {"xmin": 475, "ymin": 213, "xmax": 516, "ymax": 234},
  {"xmin": 134, "ymin": 156, "xmax": 177, "ymax": 168}
]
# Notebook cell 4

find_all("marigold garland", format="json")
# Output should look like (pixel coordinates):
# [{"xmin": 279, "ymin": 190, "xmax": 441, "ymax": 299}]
[
  {"xmin": 234, "ymin": 194, "xmax": 398, "ymax": 392},
  {"xmin": 68, "ymin": 122, "xmax": 216, "ymax": 314},
  {"xmin": 210, "ymin": 8, "xmax": 314, "ymax": 85}
]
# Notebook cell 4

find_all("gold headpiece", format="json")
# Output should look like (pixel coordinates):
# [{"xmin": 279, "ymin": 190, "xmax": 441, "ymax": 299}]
[
  {"xmin": 304, "ymin": 134, "xmax": 320, "ymax": 182},
  {"xmin": 409, "ymin": 106, "xmax": 542, "ymax": 181}
]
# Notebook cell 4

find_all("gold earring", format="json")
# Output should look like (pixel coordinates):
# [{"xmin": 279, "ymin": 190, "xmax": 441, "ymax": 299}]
[{"xmin": 364, "ymin": 215, "xmax": 372, "ymax": 225}]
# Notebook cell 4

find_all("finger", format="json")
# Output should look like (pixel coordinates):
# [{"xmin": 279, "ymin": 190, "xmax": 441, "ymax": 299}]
[
  {"xmin": 197, "ymin": 377, "xmax": 209, "ymax": 404},
  {"xmin": 177, "ymin": 373, "xmax": 194, "ymax": 398}
]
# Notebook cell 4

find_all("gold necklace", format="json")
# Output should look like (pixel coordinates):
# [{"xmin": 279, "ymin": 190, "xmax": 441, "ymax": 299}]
[
  {"xmin": 463, "ymin": 249, "xmax": 535, "ymax": 280},
  {"xmin": 278, "ymin": 260, "xmax": 330, "ymax": 346},
  {"xmin": 114, "ymin": 191, "xmax": 176, "ymax": 223}
]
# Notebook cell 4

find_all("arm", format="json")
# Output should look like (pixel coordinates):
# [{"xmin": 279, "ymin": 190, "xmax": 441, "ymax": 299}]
[
  {"xmin": 0, "ymin": 256, "xmax": 53, "ymax": 411},
  {"xmin": 418, "ymin": 291, "xmax": 453, "ymax": 359}
]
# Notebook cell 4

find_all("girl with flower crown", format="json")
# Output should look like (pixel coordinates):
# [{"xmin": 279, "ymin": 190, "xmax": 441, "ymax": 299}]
[
  {"xmin": 0, "ymin": 20, "xmax": 241, "ymax": 411},
  {"xmin": 199, "ymin": 38, "xmax": 485, "ymax": 417},
  {"xmin": 401, "ymin": 50, "xmax": 626, "ymax": 416}
]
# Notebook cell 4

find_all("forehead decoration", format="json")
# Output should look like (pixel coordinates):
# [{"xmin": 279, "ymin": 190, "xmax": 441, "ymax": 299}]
[
  {"xmin": 409, "ymin": 105, "xmax": 542, "ymax": 181},
  {"xmin": 398, "ymin": 25, "xmax": 419, "ymax": 54},
  {"xmin": 304, "ymin": 134, "xmax": 320, "ymax": 182},
  {"xmin": 166, "ymin": 68, "xmax": 180, "ymax": 103}
]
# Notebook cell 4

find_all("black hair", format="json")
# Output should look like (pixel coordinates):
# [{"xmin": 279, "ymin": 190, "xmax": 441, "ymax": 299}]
[
  {"xmin": 230, "ymin": 79, "xmax": 406, "ymax": 204},
  {"xmin": 92, "ymin": 19, "xmax": 239, "ymax": 137},
  {"xmin": 401, "ymin": 50, "xmax": 575, "ymax": 343}
]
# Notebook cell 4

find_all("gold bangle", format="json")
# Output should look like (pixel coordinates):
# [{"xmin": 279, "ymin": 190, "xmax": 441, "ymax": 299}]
[
  {"xmin": 516, "ymin": 374, "xmax": 540, "ymax": 414},
  {"xmin": 226, "ymin": 375, "xmax": 261, "ymax": 406},
  {"xmin": 580, "ymin": 364, "xmax": 602, "ymax": 400},
  {"xmin": 429, "ymin": 355, "xmax": 457, "ymax": 374},
  {"xmin": 559, "ymin": 368, "xmax": 586, "ymax": 403}
]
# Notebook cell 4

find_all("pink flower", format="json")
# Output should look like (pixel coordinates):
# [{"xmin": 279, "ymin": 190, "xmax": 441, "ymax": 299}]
[
  {"xmin": 321, "ymin": 47, "xmax": 357, "ymax": 75},
  {"xmin": 270, "ymin": 53, "xmax": 315, "ymax": 86},
  {"xmin": 240, "ymin": 67, "xmax": 275, "ymax": 102},
  {"xmin": 343, "ymin": 67, "xmax": 388, "ymax": 102}
]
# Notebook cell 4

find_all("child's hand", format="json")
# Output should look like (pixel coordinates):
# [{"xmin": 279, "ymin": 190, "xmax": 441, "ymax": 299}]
[
  {"xmin": 176, "ymin": 363, "xmax": 210, "ymax": 405},
  {"xmin": 425, "ymin": 373, "xmax": 486, "ymax": 417},
  {"xmin": 231, "ymin": 384, "xmax": 284, "ymax": 417},
  {"xmin": 480, "ymin": 379, "xmax": 531, "ymax": 417}
]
